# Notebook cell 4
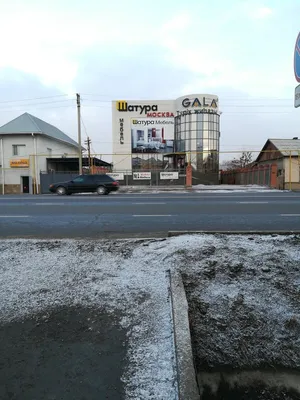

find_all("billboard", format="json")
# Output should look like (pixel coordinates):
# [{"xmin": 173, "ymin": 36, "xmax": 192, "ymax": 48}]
[{"xmin": 131, "ymin": 117, "xmax": 174, "ymax": 154}]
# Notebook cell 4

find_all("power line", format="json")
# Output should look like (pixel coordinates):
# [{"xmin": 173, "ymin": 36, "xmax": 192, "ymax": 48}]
[
  {"xmin": 82, "ymin": 99, "xmax": 295, "ymax": 106},
  {"xmin": 81, "ymin": 104, "xmax": 297, "ymax": 114},
  {"xmin": 0, "ymin": 99, "xmax": 75, "ymax": 109},
  {"xmin": 0, "ymin": 94, "xmax": 72, "ymax": 105},
  {"xmin": 81, "ymin": 93, "xmax": 296, "ymax": 101},
  {"xmin": 0, "ymin": 105, "xmax": 74, "ymax": 113}
]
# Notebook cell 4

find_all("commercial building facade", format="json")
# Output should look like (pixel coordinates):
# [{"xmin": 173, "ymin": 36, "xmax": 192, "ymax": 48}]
[{"xmin": 112, "ymin": 94, "xmax": 220, "ymax": 182}]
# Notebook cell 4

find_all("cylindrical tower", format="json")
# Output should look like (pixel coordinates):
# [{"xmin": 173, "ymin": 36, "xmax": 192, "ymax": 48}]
[{"xmin": 174, "ymin": 94, "xmax": 220, "ymax": 172}]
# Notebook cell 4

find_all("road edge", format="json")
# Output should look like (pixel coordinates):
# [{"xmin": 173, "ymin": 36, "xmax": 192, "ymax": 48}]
[
  {"xmin": 169, "ymin": 270, "xmax": 200, "ymax": 400},
  {"xmin": 168, "ymin": 231, "xmax": 300, "ymax": 237}
]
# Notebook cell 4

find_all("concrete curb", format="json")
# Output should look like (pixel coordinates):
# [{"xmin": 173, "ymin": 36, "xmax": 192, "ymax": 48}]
[
  {"xmin": 168, "ymin": 230, "xmax": 300, "ymax": 237},
  {"xmin": 118, "ymin": 186, "xmax": 189, "ymax": 193},
  {"xmin": 168, "ymin": 270, "xmax": 200, "ymax": 400},
  {"xmin": 118, "ymin": 186, "xmax": 282, "ymax": 193}
]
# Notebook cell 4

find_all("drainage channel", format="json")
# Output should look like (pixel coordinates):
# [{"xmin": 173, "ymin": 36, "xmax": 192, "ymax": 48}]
[
  {"xmin": 199, "ymin": 370, "xmax": 300, "ymax": 399},
  {"xmin": 169, "ymin": 269, "xmax": 300, "ymax": 400}
]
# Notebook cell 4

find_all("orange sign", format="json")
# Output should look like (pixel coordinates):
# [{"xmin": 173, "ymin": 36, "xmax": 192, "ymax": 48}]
[{"xmin": 10, "ymin": 159, "xmax": 30, "ymax": 168}]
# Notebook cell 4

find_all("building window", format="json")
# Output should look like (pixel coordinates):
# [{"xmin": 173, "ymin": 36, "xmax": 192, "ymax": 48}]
[{"xmin": 12, "ymin": 144, "xmax": 26, "ymax": 156}]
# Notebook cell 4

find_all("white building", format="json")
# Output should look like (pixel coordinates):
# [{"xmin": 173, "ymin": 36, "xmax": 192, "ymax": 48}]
[
  {"xmin": 0, "ymin": 112, "xmax": 79, "ymax": 194},
  {"xmin": 112, "ymin": 94, "xmax": 221, "ymax": 180}
]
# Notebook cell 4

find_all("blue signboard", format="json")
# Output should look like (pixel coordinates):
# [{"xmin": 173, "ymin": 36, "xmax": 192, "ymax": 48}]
[{"xmin": 295, "ymin": 32, "xmax": 300, "ymax": 83}]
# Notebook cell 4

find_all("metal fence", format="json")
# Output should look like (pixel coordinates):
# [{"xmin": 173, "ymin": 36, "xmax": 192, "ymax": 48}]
[
  {"xmin": 39, "ymin": 170, "xmax": 187, "ymax": 193},
  {"xmin": 221, "ymin": 164, "xmax": 274, "ymax": 186},
  {"xmin": 40, "ymin": 172, "xmax": 80, "ymax": 194}
]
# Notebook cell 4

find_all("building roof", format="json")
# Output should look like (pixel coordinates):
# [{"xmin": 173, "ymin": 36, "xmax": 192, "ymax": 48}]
[
  {"xmin": 256, "ymin": 138, "xmax": 300, "ymax": 162},
  {"xmin": 0, "ymin": 112, "xmax": 78, "ymax": 148},
  {"xmin": 268, "ymin": 138, "xmax": 300, "ymax": 156}
]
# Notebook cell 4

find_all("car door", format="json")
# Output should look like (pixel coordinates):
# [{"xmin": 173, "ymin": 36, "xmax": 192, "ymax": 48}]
[
  {"xmin": 71, "ymin": 175, "xmax": 89, "ymax": 193},
  {"xmin": 93, "ymin": 175, "xmax": 110, "ymax": 189},
  {"xmin": 95, "ymin": 175, "xmax": 116, "ymax": 190}
]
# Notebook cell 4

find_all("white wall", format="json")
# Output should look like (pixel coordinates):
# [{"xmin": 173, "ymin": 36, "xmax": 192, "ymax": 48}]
[
  {"xmin": 284, "ymin": 157, "xmax": 300, "ymax": 183},
  {"xmin": 1, "ymin": 134, "xmax": 35, "ymax": 185},
  {"xmin": 36, "ymin": 135, "xmax": 78, "ymax": 176},
  {"xmin": 0, "ymin": 134, "xmax": 78, "ymax": 186}
]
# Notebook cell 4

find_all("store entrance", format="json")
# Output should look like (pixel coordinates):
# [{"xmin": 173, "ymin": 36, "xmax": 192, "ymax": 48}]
[{"xmin": 21, "ymin": 176, "xmax": 30, "ymax": 194}]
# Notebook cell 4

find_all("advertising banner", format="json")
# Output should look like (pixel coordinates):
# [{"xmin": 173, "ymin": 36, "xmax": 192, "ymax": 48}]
[
  {"xmin": 175, "ymin": 94, "xmax": 219, "ymax": 116},
  {"xmin": 133, "ymin": 172, "xmax": 151, "ymax": 180},
  {"xmin": 131, "ymin": 117, "xmax": 174, "ymax": 154},
  {"xmin": 10, "ymin": 159, "xmax": 30, "ymax": 168},
  {"xmin": 160, "ymin": 172, "xmax": 179, "ymax": 180},
  {"xmin": 107, "ymin": 173, "xmax": 124, "ymax": 180}
]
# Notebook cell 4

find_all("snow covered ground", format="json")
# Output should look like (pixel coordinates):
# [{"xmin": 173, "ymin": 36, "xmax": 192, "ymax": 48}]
[
  {"xmin": 117, "ymin": 184, "xmax": 285, "ymax": 194},
  {"xmin": 193, "ymin": 184, "xmax": 284, "ymax": 192},
  {"xmin": 0, "ymin": 235, "xmax": 300, "ymax": 399}
]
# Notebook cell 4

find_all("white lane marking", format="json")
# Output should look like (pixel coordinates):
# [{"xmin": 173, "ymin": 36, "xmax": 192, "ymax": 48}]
[
  {"xmin": 35, "ymin": 203, "xmax": 66, "ymax": 206},
  {"xmin": 238, "ymin": 201, "xmax": 269, "ymax": 204},
  {"xmin": 132, "ymin": 202, "xmax": 166, "ymax": 205},
  {"xmin": 0, "ymin": 215, "xmax": 29, "ymax": 218},
  {"xmin": 133, "ymin": 214, "xmax": 173, "ymax": 217},
  {"xmin": 281, "ymin": 214, "xmax": 300, "ymax": 217}
]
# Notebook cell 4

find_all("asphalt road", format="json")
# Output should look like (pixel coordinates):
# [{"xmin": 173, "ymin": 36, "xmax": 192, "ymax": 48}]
[
  {"xmin": 0, "ymin": 305, "xmax": 127, "ymax": 400},
  {"xmin": 0, "ymin": 192, "xmax": 300, "ymax": 238}
]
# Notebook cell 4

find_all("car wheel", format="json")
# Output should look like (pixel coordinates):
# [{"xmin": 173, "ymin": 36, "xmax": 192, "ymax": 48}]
[
  {"xmin": 97, "ymin": 186, "xmax": 107, "ymax": 195},
  {"xmin": 56, "ymin": 186, "xmax": 66, "ymax": 195}
]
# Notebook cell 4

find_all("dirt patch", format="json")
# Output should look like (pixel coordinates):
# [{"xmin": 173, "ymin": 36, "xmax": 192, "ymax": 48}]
[{"xmin": 181, "ymin": 236, "xmax": 300, "ymax": 371}]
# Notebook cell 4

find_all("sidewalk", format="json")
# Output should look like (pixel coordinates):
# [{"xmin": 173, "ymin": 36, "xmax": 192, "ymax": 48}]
[{"xmin": 118, "ymin": 184, "xmax": 282, "ymax": 193}]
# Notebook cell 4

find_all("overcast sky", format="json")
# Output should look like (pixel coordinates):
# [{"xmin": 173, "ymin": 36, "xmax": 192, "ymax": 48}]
[{"xmin": 0, "ymin": 0, "xmax": 299, "ymax": 161}]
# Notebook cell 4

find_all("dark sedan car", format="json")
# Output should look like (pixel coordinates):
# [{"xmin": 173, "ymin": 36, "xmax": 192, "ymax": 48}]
[{"xmin": 49, "ymin": 174, "xmax": 119, "ymax": 195}]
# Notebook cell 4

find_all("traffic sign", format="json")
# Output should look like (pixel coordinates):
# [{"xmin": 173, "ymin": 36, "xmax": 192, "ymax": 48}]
[
  {"xmin": 295, "ymin": 84, "xmax": 300, "ymax": 108},
  {"xmin": 295, "ymin": 32, "xmax": 300, "ymax": 82}
]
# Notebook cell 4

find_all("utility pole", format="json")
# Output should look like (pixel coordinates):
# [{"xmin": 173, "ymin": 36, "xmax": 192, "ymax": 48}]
[
  {"xmin": 85, "ymin": 137, "xmax": 92, "ymax": 173},
  {"xmin": 76, "ymin": 93, "xmax": 82, "ymax": 175}
]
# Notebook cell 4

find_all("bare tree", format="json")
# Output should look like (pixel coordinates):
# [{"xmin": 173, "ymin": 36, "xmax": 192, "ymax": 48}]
[{"xmin": 221, "ymin": 151, "xmax": 253, "ymax": 171}]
